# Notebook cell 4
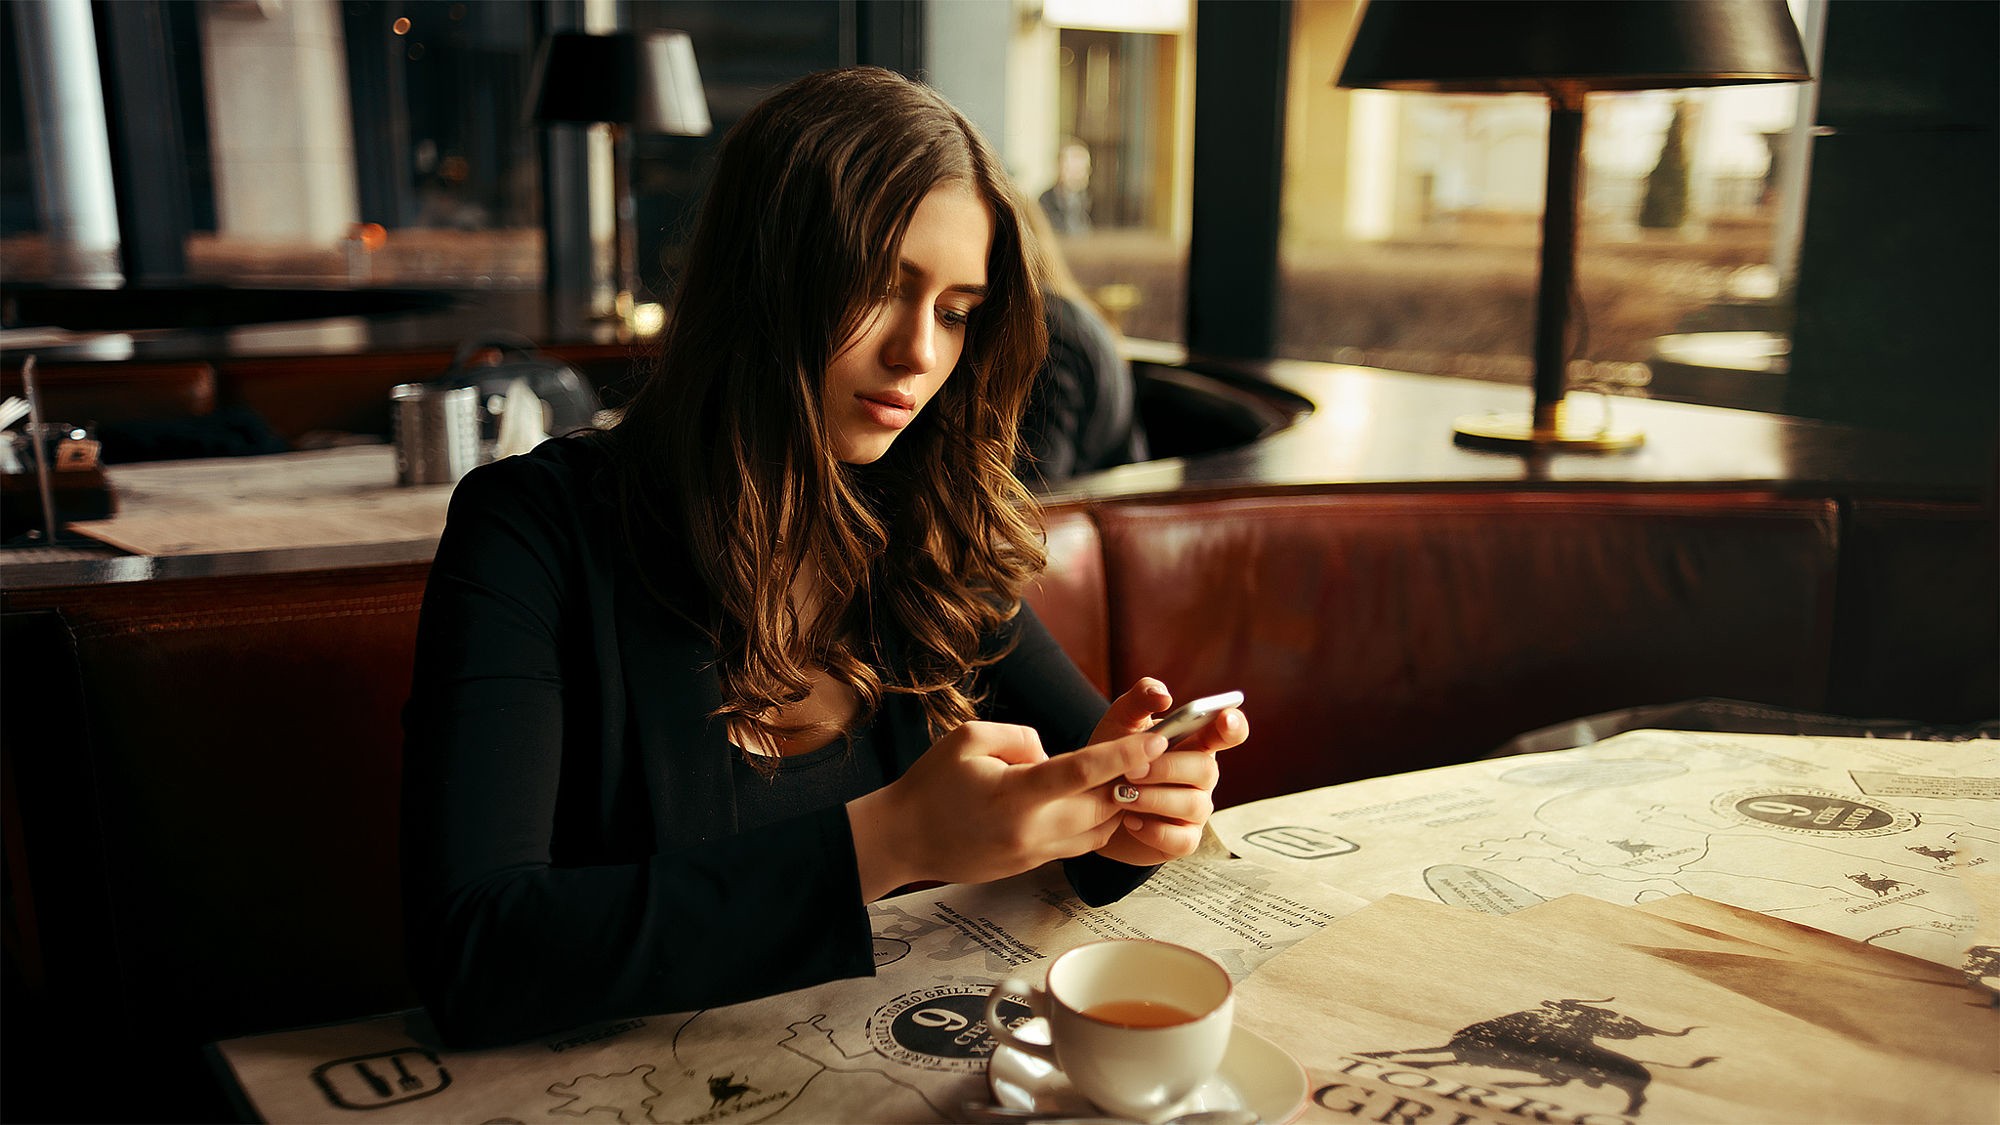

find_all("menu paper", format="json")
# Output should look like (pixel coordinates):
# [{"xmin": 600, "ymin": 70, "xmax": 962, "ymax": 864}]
[
  {"xmin": 66, "ymin": 444, "xmax": 451, "ymax": 556},
  {"xmin": 1231, "ymin": 893, "xmax": 1998, "ymax": 1125},
  {"xmin": 1211, "ymin": 730, "xmax": 2000, "ymax": 972},
  {"xmin": 213, "ymin": 848, "xmax": 1364, "ymax": 1123}
]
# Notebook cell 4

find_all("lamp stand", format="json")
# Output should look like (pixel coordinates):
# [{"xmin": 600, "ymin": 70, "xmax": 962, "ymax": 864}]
[
  {"xmin": 594, "ymin": 123, "xmax": 641, "ymax": 326},
  {"xmin": 1454, "ymin": 84, "xmax": 1643, "ymax": 453}
]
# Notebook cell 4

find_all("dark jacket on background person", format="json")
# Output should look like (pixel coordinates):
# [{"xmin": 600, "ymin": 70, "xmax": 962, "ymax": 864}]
[
  {"xmin": 1019, "ymin": 293, "xmax": 1148, "ymax": 488},
  {"xmin": 400, "ymin": 436, "xmax": 1150, "ymax": 1047}
]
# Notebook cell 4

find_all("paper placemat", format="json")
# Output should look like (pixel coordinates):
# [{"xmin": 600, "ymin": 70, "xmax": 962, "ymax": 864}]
[{"xmin": 65, "ymin": 445, "xmax": 456, "ymax": 556}]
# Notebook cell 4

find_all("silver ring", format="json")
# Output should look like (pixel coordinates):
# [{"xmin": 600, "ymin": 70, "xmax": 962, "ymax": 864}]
[{"xmin": 1113, "ymin": 783, "xmax": 1140, "ymax": 803}]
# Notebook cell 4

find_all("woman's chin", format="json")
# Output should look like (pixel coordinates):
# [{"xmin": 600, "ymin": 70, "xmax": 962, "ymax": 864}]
[{"xmin": 833, "ymin": 433, "xmax": 900, "ymax": 465}]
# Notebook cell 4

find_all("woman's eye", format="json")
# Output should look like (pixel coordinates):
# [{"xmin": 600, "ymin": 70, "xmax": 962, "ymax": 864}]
[{"xmin": 938, "ymin": 307, "xmax": 970, "ymax": 330}]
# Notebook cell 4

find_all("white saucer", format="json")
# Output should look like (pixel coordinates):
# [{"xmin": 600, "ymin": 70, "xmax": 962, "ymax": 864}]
[{"xmin": 988, "ymin": 1019, "xmax": 1308, "ymax": 1123}]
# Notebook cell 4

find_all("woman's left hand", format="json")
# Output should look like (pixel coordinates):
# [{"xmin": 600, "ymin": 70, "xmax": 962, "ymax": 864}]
[{"xmin": 1086, "ymin": 679, "xmax": 1248, "ymax": 867}]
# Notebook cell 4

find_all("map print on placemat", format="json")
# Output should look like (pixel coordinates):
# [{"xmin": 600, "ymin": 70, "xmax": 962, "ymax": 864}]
[
  {"xmin": 1212, "ymin": 731, "xmax": 1998, "ymax": 966},
  {"xmin": 564, "ymin": 856, "xmax": 1355, "ymax": 1124},
  {"xmin": 210, "ymin": 854, "xmax": 1366, "ymax": 1125}
]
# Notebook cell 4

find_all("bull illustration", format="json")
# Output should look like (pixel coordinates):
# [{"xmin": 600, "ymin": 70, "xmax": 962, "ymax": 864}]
[
  {"xmin": 1609, "ymin": 839, "xmax": 1658, "ymax": 857},
  {"xmin": 707, "ymin": 1073, "xmax": 757, "ymax": 1110},
  {"xmin": 1907, "ymin": 844, "xmax": 1954, "ymax": 862},
  {"xmin": 1846, "ymin": 872, "xmax": 1906, "ymax": 897},
  {"xmin": 1964, "ymin": 945, "xmax": 2000, "ymax": 981},
  {"xmin": 1355, "ymin": 997, "xmax": 1717, "ymax": 1115}
]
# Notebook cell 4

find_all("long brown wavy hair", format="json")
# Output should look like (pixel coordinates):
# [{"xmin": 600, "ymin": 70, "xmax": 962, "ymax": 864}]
[{"xmin": 612, "ymin": 66, "xmax": 1050, "ymax": 754}]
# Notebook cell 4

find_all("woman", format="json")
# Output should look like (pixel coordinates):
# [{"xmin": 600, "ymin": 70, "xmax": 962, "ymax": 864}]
[{"xmin": 400, "ymin": 67, "xmax": 1245, "ymax": 1048}]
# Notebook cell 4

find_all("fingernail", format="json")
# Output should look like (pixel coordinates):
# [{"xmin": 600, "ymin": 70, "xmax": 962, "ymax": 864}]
[
  {"xmin": 1126, "ymin": 762, "xmax": 1151, "ymax": 781},
  {"xmin": 1123, "ymin": 814, "xmax": 1145, "ymax": 831},
  {"xmin": 1145, "ymin": 734, "xmax": 1168, "ymax": 756}
]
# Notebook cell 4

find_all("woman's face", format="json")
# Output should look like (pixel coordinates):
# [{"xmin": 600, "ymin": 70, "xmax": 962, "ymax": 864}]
[{"xmin": 823, "ymin": 182, "xmax": 994, "ymax": 465}]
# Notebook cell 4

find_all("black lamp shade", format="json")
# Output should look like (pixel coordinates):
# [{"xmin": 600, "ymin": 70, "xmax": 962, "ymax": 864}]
[
  {"xmin": 1338, "ymin": 0, "xmax": 1811, "ymax": 93},
  {"xmin": 527, "ymin": 30, "xmax": 711, "ymax": 135}
]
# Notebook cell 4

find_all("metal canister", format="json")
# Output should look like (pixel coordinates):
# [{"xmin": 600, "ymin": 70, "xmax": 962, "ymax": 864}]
[{"xmin": 390, "ymin": 383, "xmax": 482, "ymax": 486}]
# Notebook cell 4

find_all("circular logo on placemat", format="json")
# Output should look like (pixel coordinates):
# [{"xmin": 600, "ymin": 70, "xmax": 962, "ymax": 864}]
[
  {"xmin": 1714, "ymin": 788, "xmax": 1915, "ymax": 837},
  {"xmin": 866, "ymin": 986, "xmax": 1031, "ymax": 1073}
]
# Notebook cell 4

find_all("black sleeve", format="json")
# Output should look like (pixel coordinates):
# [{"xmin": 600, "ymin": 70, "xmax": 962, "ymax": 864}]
[
  {"xmin": 980, "ymin": 602, "xmax": 1159, "ymax": 906},
  {"xmin": 400, "ymin": 455, "xmax": 876, "ymax": 1047},
  {"xmin": 1018, "ymin": 296, "xmax": 1145, "ymax": 489},
  {"xmin": 1019, "ymin": 350, "xmax": 1085, "ymax": 488}
]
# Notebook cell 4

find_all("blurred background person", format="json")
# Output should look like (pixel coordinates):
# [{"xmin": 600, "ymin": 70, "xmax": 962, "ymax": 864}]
[
  {"xmin": 1017, "ymin": 188, "xmax": 1147, "ymax": 489},
  {"xmin": 1037, "ymin": 137, "xmax": 1095, "ymax": 235}
]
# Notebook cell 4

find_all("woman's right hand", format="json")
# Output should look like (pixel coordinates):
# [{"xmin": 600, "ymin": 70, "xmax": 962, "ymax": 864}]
[{"xmin": 847, "ymin": 721, "xmax": 1168, "ymax": 901}]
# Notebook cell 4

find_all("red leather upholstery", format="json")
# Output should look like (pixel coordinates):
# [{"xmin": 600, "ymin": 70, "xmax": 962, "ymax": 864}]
[
  {"xmin": 1833, "ymin": 497, "xmax": 2000, "ymax": 722},
  {"xmin": 218, "ymin": 352, "xmax": 456, "ymax": 443},
  {"xmin": 1092, "ymin": 489, "xmax": 1843, "ymax": 807},
  {"xmin": 0, "ymin": 360, "xmax": 218, "ymax": 424},
  {"xmin": 216, "ymin": 343, "xmax": 642, "ymax": 444},
  {"xmin": 1024, "ymin": 502, "xmax": 1112, "ymax": 695},
  {"xmin": 4, "ymin": 567, "xmax": 429, "ymax": 1041}
]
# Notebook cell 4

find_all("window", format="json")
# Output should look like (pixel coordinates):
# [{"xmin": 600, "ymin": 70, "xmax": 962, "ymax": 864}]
[
  {"xmin": 932, "ymin": 0, "xmax": 1194, "ymax": 346},
  {"xmin": 197, "ymin": 0, "xmax": 545, "ymax": 287},
  {"xmin": 1, "ymin": 0, "xmax": 546, "ymax": 289},
  {"xmin": 1277, "ymin": 0, "xmax": 1819, "ymax": 412}
]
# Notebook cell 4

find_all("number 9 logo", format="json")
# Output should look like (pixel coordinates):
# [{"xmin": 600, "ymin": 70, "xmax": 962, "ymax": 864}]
[{"xmin": 909, "ymin": 1007, "xmax": 970, "ymax": 1032}]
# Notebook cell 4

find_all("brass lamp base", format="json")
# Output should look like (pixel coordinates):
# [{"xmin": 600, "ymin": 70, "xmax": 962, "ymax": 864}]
[{"xmin": 1452, "ymin": 404, "xmax": 1644, "ymax": 453}]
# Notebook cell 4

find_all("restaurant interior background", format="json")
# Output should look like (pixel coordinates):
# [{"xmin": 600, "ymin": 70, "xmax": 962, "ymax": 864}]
[
  {"xmin": 2, "ymin": 0, "xmax": 1992, "ymax": 435},
  {"xmin": 1, "ymin": 2, "xmax": 1996, "ymax": 1123}
]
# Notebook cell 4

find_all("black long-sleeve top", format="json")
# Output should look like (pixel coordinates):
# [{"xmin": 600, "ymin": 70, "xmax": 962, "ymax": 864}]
[{"xmin": 400, "ymin": 436, "xmax": 1150, "ymax": 1047}]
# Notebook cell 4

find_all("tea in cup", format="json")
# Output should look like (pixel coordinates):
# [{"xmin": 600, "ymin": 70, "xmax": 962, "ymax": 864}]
[{"xmin": 983, "ymin": 940, "xmax": 1235, "ymax": 1122}]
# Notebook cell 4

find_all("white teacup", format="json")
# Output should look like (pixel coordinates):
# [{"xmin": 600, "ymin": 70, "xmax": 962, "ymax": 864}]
[{"xmin": 984, "ymin": 940, "xmax": 1235, "ymax": 1122}]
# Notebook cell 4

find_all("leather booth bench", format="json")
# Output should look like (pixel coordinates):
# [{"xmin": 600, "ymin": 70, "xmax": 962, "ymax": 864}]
[
  {"xmin": 2, "ymin": 344, "xmax": 645, "ymax": 451},
  {"xmin": 2, "ymin": 484, "xmax": 1993, "ymax": 1121}
]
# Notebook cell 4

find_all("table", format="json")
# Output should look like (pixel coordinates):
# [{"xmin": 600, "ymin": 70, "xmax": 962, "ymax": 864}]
[
  {"xmin": 5, "ymin": 348, "xmax": 1990, "ymax": 593},
  {"xmin": 0, "ymin": 444, "xmax": 450, "ymax": 587},
  {"xmin": 211, "ymin": 730, "xmax": 1999, "ymax": 1124}
]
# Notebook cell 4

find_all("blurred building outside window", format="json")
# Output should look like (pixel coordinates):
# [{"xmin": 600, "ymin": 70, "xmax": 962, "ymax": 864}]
[
  {"xmin": 1278, "ymin": 0, "xmax": 1823, "ymax": 407},
  {"xmin": 978, "ymin": 0, "xmax": 1820, "ymax": 414},
  {"xmin": 2, "ymin": 0, "xmax": 1824, "ymax": 421},
  {"xmin": 988, "ymin": 0, "xmax": 1194, "ymax": 348},
  {"xmin": 0, "ymin": 0, "xmax": 546, "ymax": 290}
]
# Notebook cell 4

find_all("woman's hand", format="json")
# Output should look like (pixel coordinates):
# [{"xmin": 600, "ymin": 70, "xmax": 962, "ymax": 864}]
[
  {"xmin": 848, "ymin": 721, "xmax": 1167, "ymax": 900},
  {"xmin": 1091, "ymin": 679, "xmax": 1249, "ymax": 868}
]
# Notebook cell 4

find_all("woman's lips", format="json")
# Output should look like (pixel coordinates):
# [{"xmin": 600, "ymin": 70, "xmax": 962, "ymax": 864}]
[{"xmin": 856, "ymin": 391, "xmax": 916, "ymax": 429}]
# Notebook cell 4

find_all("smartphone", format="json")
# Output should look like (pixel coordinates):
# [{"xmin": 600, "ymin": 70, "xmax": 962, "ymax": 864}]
[{"xmin": 1146, "ymin": 690, "xmax": 1245, "ymax": 747}]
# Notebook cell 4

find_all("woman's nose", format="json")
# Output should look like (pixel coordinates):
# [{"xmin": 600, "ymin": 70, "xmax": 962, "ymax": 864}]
[{"xmin": 880, "ymin": 307, "xmax": 937, "ymax": 374}]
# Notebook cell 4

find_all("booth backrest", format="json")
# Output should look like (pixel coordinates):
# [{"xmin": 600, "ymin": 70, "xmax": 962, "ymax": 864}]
[
  {"xmin": 4, "ymin": 564, "xmax": 431, "ymax": 1119},
  {"xmin": 1832, "ymin": 497, "xmax": 2000, "ymax": 720},
  {"xmin": 2, "ymin": 345, "xmax": 645, "ymax": 449},
  {"xmin": 0, "ymin": 360, "xmax": 218, "ymax": 425},
  {"xmin": 1085, "ymin": 489, "xmax": 1842, "ymax": 804},
  {"xmin": 1028, "ymin": 505, "xmax": 1112, "ymax": 692}
]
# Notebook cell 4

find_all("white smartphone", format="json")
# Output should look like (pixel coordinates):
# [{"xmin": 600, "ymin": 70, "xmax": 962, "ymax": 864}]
[{"xmin": 1146, "ymin": 690, "xmax": 1245, "ymax": 746}]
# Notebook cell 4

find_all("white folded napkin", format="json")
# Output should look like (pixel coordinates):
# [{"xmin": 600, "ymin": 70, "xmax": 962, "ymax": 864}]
[{"xmin": 494, "ymin": 377, "xmax": 550, "ymax": 458}]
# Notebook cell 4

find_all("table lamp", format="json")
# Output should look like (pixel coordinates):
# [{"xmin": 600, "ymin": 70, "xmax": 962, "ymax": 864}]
[
  {"xmin": 1336, "ymin": 0, "xmax": 1810, "ymax": 452},
  {"xmin": 527, "ymin": 30, "xmax": 711, "ymax": 325}
]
